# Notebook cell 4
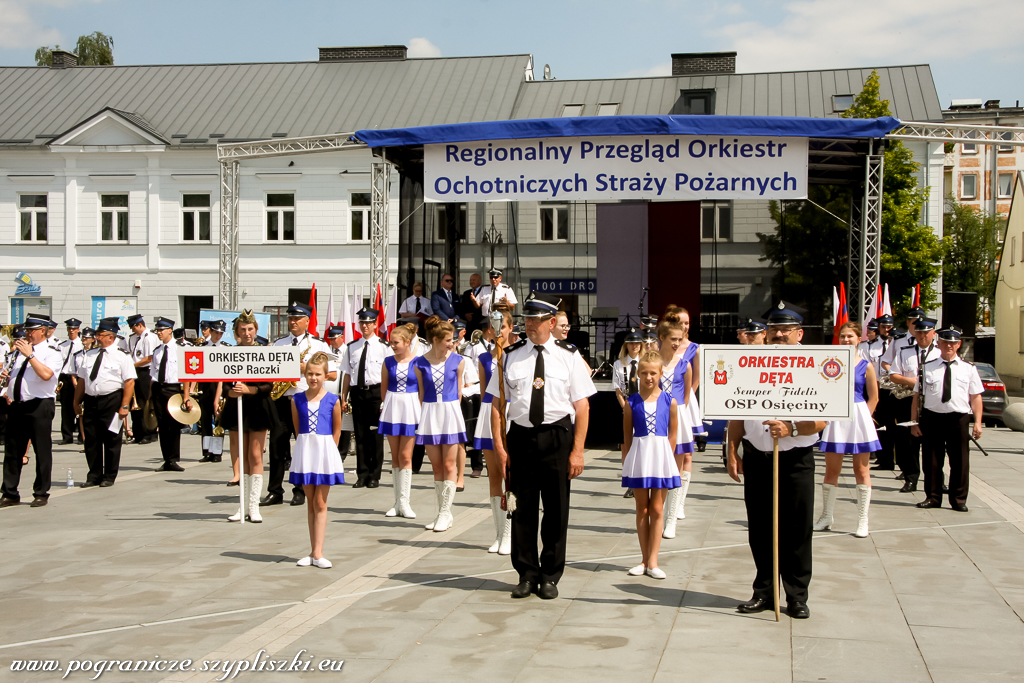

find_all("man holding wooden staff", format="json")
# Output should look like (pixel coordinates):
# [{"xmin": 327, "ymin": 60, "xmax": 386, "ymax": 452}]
[{"xmin": 726, "ymin": 303, "xmax": 826, "ymax": 619}]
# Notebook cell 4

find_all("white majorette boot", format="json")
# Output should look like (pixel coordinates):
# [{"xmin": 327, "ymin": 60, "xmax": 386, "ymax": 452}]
[
  {"xmin": 854, "ymin": 484, "xmax": 871, "ymax": 538},
  {"xmin": 228, "ymin": 474, "xmax": 248, "ymax": 522},
  {"xmin": 488, "ymin": 496, "xmax": 503, "ymax": 552},
  {"xmin": 425, "ymin": 481, "xmax": 443, "ymax": 530},
  {"xmin": 385, "ymin": 468, "xmax": 400, "ymax": 517},
  {"xmin": 433, "ymin": 480, "xmax": 456, "ymax": 532},
  {"xmin": 662, "ymin": 487, "xmax": 681, "ymax": 539},
  {"xmin": 248, "ymin": 473, "xmax": 263, "ymax": 523},
  {"xmin": 397, "ymin": 468, "xmax": 416, "ymax": 518},
  {"xmin": 677, "ymin": 471, "xmax": 691, "ymax": 519},
  {"xmin": 813, "ymin": 483, "xmax": 837, "ymax": 531},
  {"xmin": 497, "ymin": 508, "xmax": 512, "ymax": 555}
]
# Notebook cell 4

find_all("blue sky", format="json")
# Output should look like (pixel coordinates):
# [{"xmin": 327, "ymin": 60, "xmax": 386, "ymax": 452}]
[{"xmin": 1, "ymin": 0, "xmax": 1021, "ymax": 107}]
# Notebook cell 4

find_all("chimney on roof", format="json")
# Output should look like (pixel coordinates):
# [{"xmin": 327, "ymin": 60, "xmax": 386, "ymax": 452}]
[
  {"xmin": 318, "ymin": 45, "xmax": 407, "ymax": 62},
  {"xmin": 50, "ymin": 49, "xmax": 78, "ymax": 69},
  {"xmin": 985, "ymin": 99, "xmax": 1001, "ymax": 110},
  {"xmin": 671, "ymin": 51, "xmax": 736, "ymax": 76}
]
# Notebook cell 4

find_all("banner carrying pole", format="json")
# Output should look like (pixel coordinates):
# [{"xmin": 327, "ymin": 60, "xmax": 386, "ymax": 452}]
[
  {"xmin": 238, "ymin": 397, "xmax": 245, "ymax": 525},
  {"xmin": 773, "ymin": 434, "xmax": 780, "ymax": 623}
]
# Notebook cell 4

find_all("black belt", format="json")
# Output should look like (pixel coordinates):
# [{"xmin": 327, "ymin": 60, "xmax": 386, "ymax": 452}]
[
  {"xmin": 354, "ymin": 384, "xmax": 381, "ymax": 391},
  {"xmin": 85, "ymin": 391, "xmax": 122, "ymax": 401},
  {"xmin": 921, "ymin": 408, "xmax": 970, "ymax": 418},
  {"xmin": 509, "ymin": 415, "xmax": 572, "ymax": 431}
]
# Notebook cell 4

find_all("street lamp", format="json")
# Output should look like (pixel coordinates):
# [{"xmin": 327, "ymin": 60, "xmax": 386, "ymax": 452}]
[{"xmin": 481, "ymin": 216, "xmax": 504, "ymax": 270}]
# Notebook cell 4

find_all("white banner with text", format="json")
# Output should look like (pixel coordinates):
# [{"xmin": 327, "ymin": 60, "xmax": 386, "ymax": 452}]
[
  {"xmin": 425, "ymin": 135, "xmax": 808, "ymax": 202},
  {"xmin": 176, "ymin": 346, "xmax": 300, "ymax": 383},
  {"xmin": 700, "ymin": 345, "xmax": 855, "ymax": 421}
]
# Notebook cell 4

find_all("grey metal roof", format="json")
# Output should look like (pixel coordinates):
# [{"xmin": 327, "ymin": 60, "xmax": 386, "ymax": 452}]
[
  {"xmin": 510, "ymin": 65, "xmax": 943, "ymax": 122},
  {"xmin": 0, "ymin": 55, "xmax": 531, "ymax": 145}
]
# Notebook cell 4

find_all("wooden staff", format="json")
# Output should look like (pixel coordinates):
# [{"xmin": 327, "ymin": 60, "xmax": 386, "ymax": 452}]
[
  {"xmin": 495, "ymin": 342, "xmax": 512, "ymax": 509},
  {"xmin": 772, "ymin": 434, "xmax": 780, "ymax": 622}
]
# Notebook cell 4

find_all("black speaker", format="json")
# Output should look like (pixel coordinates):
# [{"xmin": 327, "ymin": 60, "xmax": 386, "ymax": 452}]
[
  {"xmin": 566, "ymin": 330, "xmax": 591, "ymax": 363},
  {"xmin": 942, "ymin": 291, "xmax": 977, "ymax": 337}
]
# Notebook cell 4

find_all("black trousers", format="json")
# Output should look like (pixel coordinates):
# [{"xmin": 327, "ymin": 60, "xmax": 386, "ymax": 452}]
[
  {"xmin": 83, "ymin": 392, "xmax": 123, "ymax": 484},
  {"xmin": 461, "ymin": 394, "xmax": 483, "ymax": 470},
  {"xmin": 2, "ymin": 397, "xmax": 55, "ymax": 501},
  {"xmin": 268, "ymin": 395, "xmax": 300, "ymax": 497},
  {"xmin": 892, "ymin": 396, "xmax": 921, "ymax": 481},
  {"xmin": 337, "ymin": 431, "xmax": 351, "ymax": 460},
  {"xmin": 920, "ymin": 410, "xmax": 971, "ymax": 506},
  {"xmin": 741, "ymin": 440, "xmax": 814, "ymax": 604},
  {"xmin": 351, "ymin": 385, "xmax": 384, "ymax": 484},
  {"xmin": 131, "ymin": 368, "xmax": 152, "ymax": 440},
  {"xmin": 58, "ymin": 374, "xmax": 78, "ymax": 442},
  {"xmin": 152, "ymin": 383, "xmax": 182, "ymax": 463},
  {"xmin": 199, "ymin": 385, "xmax": 216, "ymax": 456},
  {"xmin": 508, "ymin": 417, "xmax": 574, "ymax": 585},
  {"xmin": 874, "ymin": 389, "xmax": 897, "ymax": 468},
  {"xmin": 411, "ymin": 443, "xmax": 426, "ymax": 473}
]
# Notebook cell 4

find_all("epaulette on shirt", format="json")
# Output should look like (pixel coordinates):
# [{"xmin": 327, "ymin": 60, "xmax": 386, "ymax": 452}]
[
  {"xmin": 347, "ymin": 338, "xmax": 361, "ymax": 346},
  {"xmin": 555, "ymin": 339, "xmax": 578, "ymax": 353},
  {"xmin": 505, "ymin": 338, "xmax": 528, "ymax": 354},
  {"xmin": 275, "ymin": 335, "xmax": 290, "ymax": 343},
  {"xmin": 118, "ymin": 348, "xmax": 130, "ymax": 355}
]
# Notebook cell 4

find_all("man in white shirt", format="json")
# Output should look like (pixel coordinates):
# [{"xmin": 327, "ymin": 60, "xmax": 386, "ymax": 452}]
[
  {"xmin": 128, "ymin": 314, "xmax": 159, "ymax": 445},
  {"xmin": 911, "ymin": 326, "xmax": 983, "ymax": 512},
  {"xmin": 865, "ymin": 314, "xmax": 897, "ymax": 471},
  {"xmin": 57, "ymin": 318, "xmax": 84, "ymax": 445},
  {"xmin": 726, "ymin": 304, "xmax": 826, "ymax": 619},
  {"xmin": 73, "ymin": 317, "xmax": 136, "ymax": 487},
  {"xmin": 487, "ymin": 293, "xmax": 595, "ymax": 600},
  {"xmin": 151, "ymin": 317, "xmax": 194, "ymax": 472},
  {"xmin": 341, "ymin": 307, "xmax": 393, "ymax": 488},
  {"xmin": 399, "ymin": 282, "xmax": 433, "ymax": 320},
  {"xmin": 0, "ymin": 314, "xmax": 63, "ymax": 507},
  {"xmin": 888, "ymin": 316, "xmax": 940, "ymax": 493},
  {"xmin": 264, "ymin": 303, "xmax": 332, "ymax": 507},
  {"xmin": 475, "ymin": 268, "xmax": 518, "ymax": 317},
  {"xmin": 45, "ymin": 318, "xmax": 60, "ymax": 350},
  {"xmin": 198, "ymin": 319, "xmax": 229, "ymax": 463}
]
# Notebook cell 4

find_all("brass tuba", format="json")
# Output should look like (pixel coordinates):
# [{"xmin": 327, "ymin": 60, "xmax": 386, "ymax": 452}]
[{"xmin": 271, "ymin": 343, "xmax": 311, "ymax": 400}]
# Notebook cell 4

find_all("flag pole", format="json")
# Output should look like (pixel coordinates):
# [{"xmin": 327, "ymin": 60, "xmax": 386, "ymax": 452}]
[{"xmin": 772, "ymin": 433, "xmax": 780, "ymax": 622}]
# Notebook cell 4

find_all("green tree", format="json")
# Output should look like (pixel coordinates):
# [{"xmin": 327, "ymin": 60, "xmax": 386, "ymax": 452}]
[
  {"xmin": 943, "ymin": 202, "xmax": 1003, "ymax": 321},
  {"xmin": 35, "ymin": 32, "xmax": 114, "ymax": 66}
]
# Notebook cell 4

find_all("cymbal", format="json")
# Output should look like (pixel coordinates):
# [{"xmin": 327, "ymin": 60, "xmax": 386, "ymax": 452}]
[{"xmin": 167, "ymin": 393, "xmax": 202, "ymax": 425}]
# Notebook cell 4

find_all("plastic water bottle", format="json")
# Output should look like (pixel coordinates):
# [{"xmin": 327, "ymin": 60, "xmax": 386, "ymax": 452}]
[{"xmin": 66, "ymin": 468, "xmax": 74, "ymax": 488}]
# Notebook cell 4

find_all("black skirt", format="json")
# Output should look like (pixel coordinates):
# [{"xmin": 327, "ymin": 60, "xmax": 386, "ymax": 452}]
[{"xmin": 220, "ymin": 382, "xmax": 273, "ymax": 432}]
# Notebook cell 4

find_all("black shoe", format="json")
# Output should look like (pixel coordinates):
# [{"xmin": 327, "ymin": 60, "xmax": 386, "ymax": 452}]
[
  {"xmin": 210, "ymin": 455, "xmax": 222, "ymax": 463},
  {"xmin": 623, "ymin": 488, "xmax": 634, "ymax": 499},
  {"xmin": 79, "ymin": 481, "xmax": 100, "ymax": 489},
  {"xmin": 411, "ymin": 468, "xmax": 421, "ymax": 475},
  {"xmin": 227, "ymin": 480, "xmax": 240, "ymax": 487},
  {"xmin": 157, "ymin": 462, "xmax": 185, "ymax": 472},
  {"xmin": 59, "ymin": 439, "xmax": 74, "ymax": 445},
  {"xmin": 0, "ymin": 497, "xmax": 19, "ymax": 508},
  {"xmin": 199, "ymin": 454, "xmax": 213, "ymax": 463},
  {"xmin": 352, "ymin": 480, "xmax": 366, "ymax": 489},
  {"xmin": 30, "ymin": 497, "xmax": 48, "ymax": 507},
  {"xmin": 737, "ymin": 596, "xmax": 774, "ymax": 614},
  {"xmin": 511, "ymin": 581, "xmax": 534, "ymax": 599},
  {"xmin": 537, "ymin": 582, "xmax": 559, "ymax": 600},
  {"xmin": 367, "ymin": 480, "xmax": 380, "ymax": 489},
  {"xmin": 951, "ymin": 503, "xmax": 969, "ymax": 512},
  {"xmin": 455, "ymin": 485, "xmax": 464, "ymax": 492},
  {"xmin": 899, "ymin": 480, "xmax": 917, "ymax": 493},
  {"xmin": 99, "ymin": 480, "xmax": 114, "ymax": 488},
  {"xmin": 941, "ymin": 485, "xmax": 949, "ymax": 494},
  {"xmin": 871, "ymin": 464, "xmax": 894, "ymax": 471},
  {"xmin": 787, "ymin": 601, "xmax": 810, "ymax": 619},
  {"xmin": 916, "ymin": 499, "xmax": 941, "ymax": 509},
  {"xmin": 895, "ymin": 472, "xmax": 905, "ymax": 481},
  {"xmin": 291, "ymin": 491, "xmax": 306, "ymax": 506},
  {"xmin": 260, "ymin": 493, "xmax": 284, "ymax": 506}
]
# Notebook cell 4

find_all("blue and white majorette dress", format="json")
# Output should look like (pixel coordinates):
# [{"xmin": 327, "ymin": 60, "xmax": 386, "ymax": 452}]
[
  {"xmin": 621, "ymin": 392, "xmax": 683, "ymax": 489},
  {"xmin": 289, "ymin": 392, "xmax": 345, "ymax": 486},
  {"xmin": 379, "ymin": 356, "xmax": 421, "ymax": 437},
  {"xmin": 415, "ymin": 353, "xmax": 468, "ymax": 445},
  {"xmin": 473, "ymin": 350, "xmax": 497, "ymax": 450},
  {"xmin": 679, "ymin": 342, "xmax": 707, "ymax": 437},
  {"xmin": 663, "ymin": 360, "xmax": 696, "ymax": 454},
  {"xmin": 819, "ymin": 358, "xmax": 882, "ymax": 454}
]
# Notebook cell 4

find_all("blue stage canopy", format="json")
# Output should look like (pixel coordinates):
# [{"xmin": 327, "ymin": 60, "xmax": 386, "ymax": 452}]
[{"xmin": 355, "ymin": 115, "xmax": 901, "ymax": 148}]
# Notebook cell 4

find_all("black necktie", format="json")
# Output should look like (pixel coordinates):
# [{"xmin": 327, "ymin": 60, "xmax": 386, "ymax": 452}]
[
  {"xmin": 292, "ymin": 337, "xmax": 298, "ymax": 346},
  {"xmin": 529, "ymin": 346, "xmax": 545, "ymax": 427},
  {"xmin": 158, "ymin": 345, "xmax": 168, "ymax": 383},
  {"xmin": 628, "ymin": 360, "xmax": 638, "ymax": 395},
  {"xmin": 62, "ymin": 344, "xmax": 73, "ymax": 373},
  {"xmin": 942, "ymin": 360, "xmax": 953, "ymax": 403},
  {"xmin": 357, "ymin": 341, "xmax": 369, "ymax": 387},
  {"xmin": 416, "ymin": 298, "xmax": 421, "ymax": 313},
  {"xmin": 12, "ymin": 357, "xmax": 30, "ymax": 402},
  {"xmin": 90, "ymin": 347, "xmax": 105, "ymax": 381}
]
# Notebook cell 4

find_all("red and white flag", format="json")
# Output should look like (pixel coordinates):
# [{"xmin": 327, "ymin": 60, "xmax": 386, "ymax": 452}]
[
  {"xmin": 326, "ymin": 283, "xmax": 336, "ymax": 329},
  {"xmin": 384, "ymin": 284, "xmax": 398, "ymax": 339}
]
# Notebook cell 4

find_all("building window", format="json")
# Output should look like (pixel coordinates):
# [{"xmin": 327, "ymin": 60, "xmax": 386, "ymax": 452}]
[
  {"xmin": 999, "ymin": 172, "xmax": 1014, "ymax": 198},
  {"xmin": 1019, "ymin": 308, "xmax": 1024, "ymax": 353},
  {"xmin": 18, "ymin": 194, "xmax": 47, "ymax": 242},
  {"xmin": 561, "ymin": 104, "xmax": 584, "ymax": 117},
  {"xmin": 961, "ymin": 130, "xmax": 977, "ymax": 154},
  {"xmin": 597, "ymin": 103, "xmax": 619, "ymax": 116},
  {"xmin": 701, "ymin": 201, "xmax": 732, "ymax": 241},
  {"xmin": 1013, "ymin": 236, "xmax": 1017, "ymax": 266},
  {"xmin": 435, "ymin": 203, "xmax": 467, "ymax": 242},
  {"xmin": 998, "ymin": 130, "xmax": 1014, "ymax": 153},
  {"xmin": 539, "ymin": 205, "xmax": 569, "ymax": 242},
  {"xmin": 681, "ymin": 89, "xmax": 715, "ymax": 115},
  {"xmin": 832, "ymin": 94, "xmax": 855, "ymax": 112},
  {"xmin": 182, "ymin": 194, "xmax": 211, "ymax": 241},
  {"xmin": 349, "ymin": 192, "xmax": 370, "ymax": 241},
  {"xmin": 100, "ymin": 194, "xmax": 129, "ymax": 241},
  {"xmin": 961, "ymin": 174, "xmax": 978, "ymax": 200},
  {"xmin": 266, "ymin": 193, "xmax": 294, "ymax": 242}
]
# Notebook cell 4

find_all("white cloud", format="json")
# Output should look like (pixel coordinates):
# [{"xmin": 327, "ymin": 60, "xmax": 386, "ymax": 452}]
[
  {"xmin": 408, "ymin": 37, "xmax": 441, "ymax": 58},
  {"xmin": 0, "ymin": 0, "xmax": 60, "ymax": 49},
  {"xmin": 714, "ymin": 0, "xmax": 1024, "ymax": 72}
]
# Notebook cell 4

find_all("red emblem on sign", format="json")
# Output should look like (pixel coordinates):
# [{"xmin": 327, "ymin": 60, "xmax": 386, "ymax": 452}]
[
  {"xmin": 184, "ymin": 351, "xmax": 203, "ymax": 375},
  {"xmin": 714, "ymin": 370, "xmax": 728, "ymax": 385}
]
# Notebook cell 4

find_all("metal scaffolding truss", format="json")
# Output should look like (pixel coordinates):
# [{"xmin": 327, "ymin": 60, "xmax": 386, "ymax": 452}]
[
  {"xmin": 888, "ymin": 121, "xmax": 1024, "ymax": 146},
  {"xmin": 846, "ymin": 148, "xmax": 883, "ymax": 323},
  {"xmin": 218, "ymin": 160, "xmax": 240, "ymax": 310},
  {"xmin": 370, "ymin": 158, "xmax": 390, "ymax": 297},
  {"xmin": 217, "ymin": 134, "xmax": 368, "ymax": 160}
]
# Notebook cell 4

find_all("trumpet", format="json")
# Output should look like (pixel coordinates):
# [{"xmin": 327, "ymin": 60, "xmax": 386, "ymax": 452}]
[{"xmin": 212, "ymin": 397, "xmax": 227, "ymax": 436}]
